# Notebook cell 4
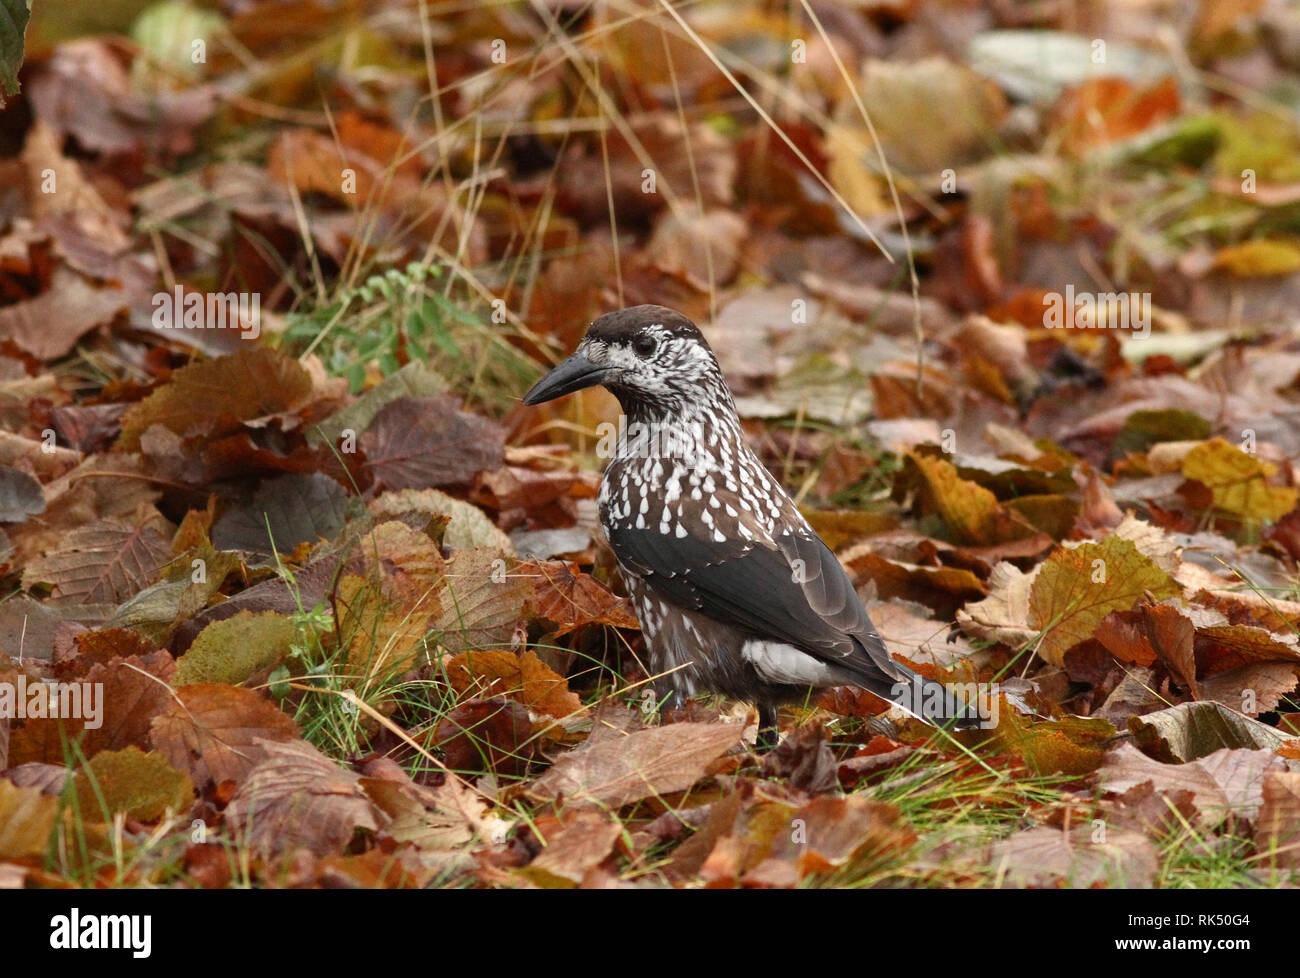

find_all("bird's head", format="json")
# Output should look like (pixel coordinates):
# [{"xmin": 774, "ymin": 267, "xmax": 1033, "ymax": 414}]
[{"xmin": 522, "ymin": 305, "xmax": 732, "ymax": 422}]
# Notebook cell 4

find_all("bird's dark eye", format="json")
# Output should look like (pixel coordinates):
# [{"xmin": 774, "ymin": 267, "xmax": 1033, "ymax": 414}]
[{"xmin": 632, "ymin": 334, "xmax": 657, "ymax": 358}]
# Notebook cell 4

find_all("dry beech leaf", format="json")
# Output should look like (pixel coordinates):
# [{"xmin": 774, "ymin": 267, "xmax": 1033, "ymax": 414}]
[
  {"xmin": 431, "ymin": 697, "xmax": 534, "ymax": 778},
  {"xmin": 0, "ymin": 265, "xmax": 128, "ymax": 360}
]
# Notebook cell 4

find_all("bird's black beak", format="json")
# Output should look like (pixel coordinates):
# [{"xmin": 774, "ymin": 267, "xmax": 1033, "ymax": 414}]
[{"xmin": 522, "ymin": 352, "xmax": 609, "ymax": 405}]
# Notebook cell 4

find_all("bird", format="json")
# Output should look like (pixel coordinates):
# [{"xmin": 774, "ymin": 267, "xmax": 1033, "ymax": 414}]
[{"xmin": 523, "ymin": 304, "xmax": 978, "ymax": 747}]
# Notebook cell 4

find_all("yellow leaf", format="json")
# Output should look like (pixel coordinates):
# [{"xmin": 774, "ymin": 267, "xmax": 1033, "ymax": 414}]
[
  {"xmin": 1210, "ymin": 239, "xmax": 1300, "ymax": 277},
  {"xmin": 907, "ymin": 454, "xmax": 1036, "ymax": 546},
  {"xmin": 1182, "ymin": 437, "xmax": 1298, "ymax": 522},
  {"xmin": 1029, "ymin": 537, "xmax": 1179, "ymax": 665}
]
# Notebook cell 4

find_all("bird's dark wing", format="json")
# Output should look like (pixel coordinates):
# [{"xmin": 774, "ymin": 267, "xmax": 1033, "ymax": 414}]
[{"xmin": 606, "ymin": 522, "xmax": 908, "ymax": 686}]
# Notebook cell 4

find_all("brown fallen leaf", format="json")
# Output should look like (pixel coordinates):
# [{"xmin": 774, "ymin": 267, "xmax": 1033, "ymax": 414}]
[
  {"xmin": 117, "ymin": 348, "xmax": 319, "ymax": 451},
  {"xmin": 149, "ymin": 684, "xmax": 300, "ymax": 788},
  {"xmin": 361, "ymin": 395, "xmax": 505, "ymax": 492},
  {"xmin": 528, "ymin": 721, "xmax": 744, "ymax": 808},
  {"xmin": 0, "ymin": 265, "xmax": 128, "ymax": 361},
  {"xmin": 521, "ymin": 809, "xmax": 624, "ymax": 888},
  {"xmin": 0, "ymin": 778, "xmax": 59, "ymax": 860},
  {"xmin": 444, "ymin": 648, "xmax": 583, "ymax": 720},
  {"xmin": 990, "ymin": 824, "xmax": 1158, "ymax": 888},
  {"xmin": 760, "ymin": 721, "xmax": 840, "ymax": 795},
  {"xmin": 431, "ymin": 697, "xmax": 534, "ymax": 779},
  {"xmin": 22, "ymin": 510, "xmax": 173, "ymax": 611},
  {"xmin": 520, "ymin": 560, "xmax": 639, "ymax": 636},
  {"xmin": 698, "ymin": 793, "xmax": 917, "ymax": 888},
  {"xmin": 430, "ymin": 548, "xmax": 532, "ymax": 654},
  {"xmin": 1098, "ymin": 741, "xmax": 1285, "ymax": 827},
  {"xmin": 1256, "ymin": 772, "xmax": 1300, "ymax": 869},
  {"xmin": 1094, "ymin": 600, "xmax": 1197, "ymax": 694},
  {"xmin": 225, "ymin": 738, "xmax": 384, "ymax": 859},
  {"xmin": 7, "ymin": 650, "xmax": 177, "ymax": 765}
]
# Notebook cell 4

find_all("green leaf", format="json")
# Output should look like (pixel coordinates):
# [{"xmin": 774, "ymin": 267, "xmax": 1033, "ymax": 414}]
[
  {"xmin": 176, "ymin": 610, "xmax": 296, "ymax": 687},
  {"xmin": 0, "ymin": 0, "xmax": 31, "ymax": 105}
]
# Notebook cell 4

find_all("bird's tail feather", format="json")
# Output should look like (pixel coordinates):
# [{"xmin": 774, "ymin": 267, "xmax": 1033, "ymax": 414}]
[{"xmin": 865, "ymin": 671, "xmax": 989, "ymax": 730}]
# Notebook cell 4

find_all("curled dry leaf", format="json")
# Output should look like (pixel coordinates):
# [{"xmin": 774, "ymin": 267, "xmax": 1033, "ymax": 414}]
[
  {"xmin": 1098, "ymin": 741, "xmax": 1286, "ymax": 828},
  {"xmin": 445, "ymin": 648, "xmax": 583, "ymax": 720},
  {"xmin": 519, "ymin": 559, "xmax": 638, "ymax": 636},
  {"xmin": 1128, "ymin": 700, "xmax": 1290, "ymax": 762}
]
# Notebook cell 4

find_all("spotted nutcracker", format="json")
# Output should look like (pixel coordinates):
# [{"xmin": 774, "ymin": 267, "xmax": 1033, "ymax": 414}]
[{"xmin": 523, "ymin": 305, "xmax": 976, "ymax": 745}]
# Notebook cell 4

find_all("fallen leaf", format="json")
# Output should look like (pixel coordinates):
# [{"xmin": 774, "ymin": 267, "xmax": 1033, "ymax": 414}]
[
  {"xmin": 149, "ymin": 684, "xmax": 300, "ymax": 787},
  {"xmin": 74, "ymin": 747, "xmax": 194, "ymax": 822},
  {"xmin": 1029, "ymin": 536, "xmax": 1180, "ymax": 665},
  {"xmin": 225, "ymin": 738, "xmax": 383, "ymax": 858},
  {"xmin": 1181, "ymin": 437, "xmax": 1298, "ymax": 523},
  {"xmin": 528, "ymin": 721, "xmax": 744, "ymax": 808},
  {"xmin": 522, "ymin": 809, "xmax": 623, "ymax": 888},
  {"xmin": 175, "ymin": 611, "xmax": 296, "ymax": 687},
  {"xmin": 117, "ymin": 348, "xmax": 316, "ymax": 451},
  {"xmin": 361, "ymin": 395, "xmax": 504, "ymax": 492},
  {"xmin": 1129, "ymin": 701, "xmax": 1289, "ymax": 762},
  {"xmin": 991, "ymin": 825, "xmax": 1158, "ymax": 888}
]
